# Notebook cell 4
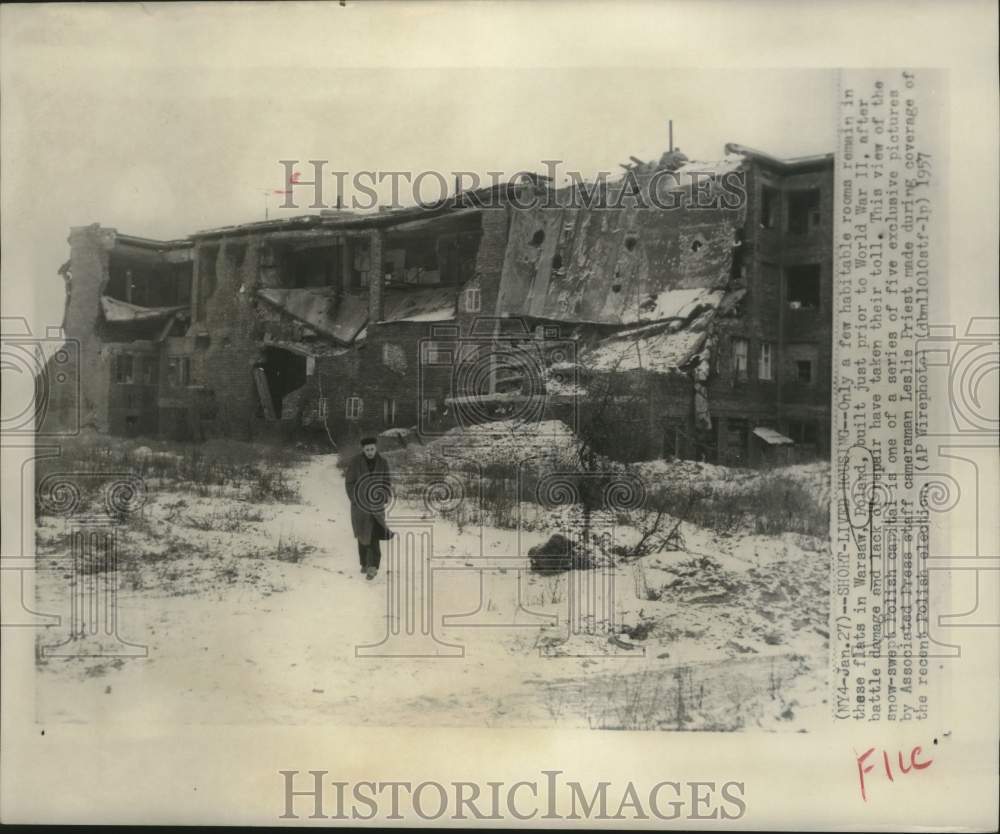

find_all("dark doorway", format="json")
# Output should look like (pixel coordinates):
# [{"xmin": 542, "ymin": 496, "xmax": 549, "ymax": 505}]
[{"xmin": 258, "ymin": 348, "xmax": 307, "ymax": 419}]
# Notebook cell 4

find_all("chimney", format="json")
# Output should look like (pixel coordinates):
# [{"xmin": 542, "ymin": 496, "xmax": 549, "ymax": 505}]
[{"xmin": 368, "ymin": 229, "xmax": 385, "ymax": 323}]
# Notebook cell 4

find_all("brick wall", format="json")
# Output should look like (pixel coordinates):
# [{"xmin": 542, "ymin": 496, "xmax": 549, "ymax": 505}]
[{"xmin": 707, "ymin": 160, "xmax": 834, "ymax": 460}]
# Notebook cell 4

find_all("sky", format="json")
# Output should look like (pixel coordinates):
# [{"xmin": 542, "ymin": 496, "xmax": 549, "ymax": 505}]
[{"xmin": 1, "ymin": 3, "xmax": 839, "ymax": 335}]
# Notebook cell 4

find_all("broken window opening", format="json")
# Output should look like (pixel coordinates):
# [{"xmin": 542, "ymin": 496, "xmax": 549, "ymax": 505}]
[
  {"xmin": 786, "ymin": 188, "xmax": 821, "ymax": 235},
  {"xmin": 139, "ymin": 355, "xmax": 158, "ymax": 385},
  {"xmin": 760, "ymin": 185, "xmax": 779, "ymax": 229},
  {"xmin": 287, "ymin": 243, "xmax": 342, "ymax": 289},
  {"xmin": 731, "ymin": 338, "xmax": 749, "ymax": 380},
  {"xmin": 785, "ymin": 264, "xmax": 821, "ymax": 310},
  {"xmin": 226, "ymin": 242, "xmax": 248, "ymax": 271},
  {"xmin": 382, "ymin": 224, "xmax": 481, "ymax": 288},
  {"xmin": 107, "ymin": 252, "xmax": 192, "ymax": 309},
  {"xmin": 114, "ymin": 354, "xmax": 134, "ymax": 384},
  {"xmin": 796, "ymin": 360, "xmax": 814, "ymax": 384},
  {"xmin": 166, "ymin": 356, "xmax": 192, "ymax": 387}
]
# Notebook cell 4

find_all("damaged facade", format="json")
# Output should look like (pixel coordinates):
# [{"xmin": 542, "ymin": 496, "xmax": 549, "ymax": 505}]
[{"xmin": 45, "ymin": 142, "xmax": 833, "ymax": 465}]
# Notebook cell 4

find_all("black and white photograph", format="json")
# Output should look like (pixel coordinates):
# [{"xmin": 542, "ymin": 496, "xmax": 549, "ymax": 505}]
[{"xmin": 2, "ymin": 1, "xmax": 997, "ymax": 828}]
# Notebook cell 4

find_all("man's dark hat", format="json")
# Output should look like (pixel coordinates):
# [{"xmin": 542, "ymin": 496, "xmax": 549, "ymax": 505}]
[{"xmin": 360, "ymin": 435, "xmax": 378, "ymax": 446}]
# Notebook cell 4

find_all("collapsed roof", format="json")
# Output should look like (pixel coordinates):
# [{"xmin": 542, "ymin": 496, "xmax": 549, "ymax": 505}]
[
  {"xmin": 100, "ymin": 295, "xmax": 188, "ymax": 323},
  {"xmin": 256, "ymin": 285, "xmax": 456, "ymax": 345}
]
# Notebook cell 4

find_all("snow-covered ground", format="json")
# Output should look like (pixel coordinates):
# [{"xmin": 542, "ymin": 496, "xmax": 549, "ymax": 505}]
[{"xmin": 33, "ymin": 445, "xmax": 830, "ymax": 732}]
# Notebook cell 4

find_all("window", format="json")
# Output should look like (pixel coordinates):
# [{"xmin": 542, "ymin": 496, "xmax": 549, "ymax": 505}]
[
  {"xmin": 761, "ymin": 186, "xmax": 779, "ymax": 229},
  {"xmin": 725, "ymin": 418, "xmax": 749, "ymax": 464},
  {"xmin": 424, "ymin": 342, "xmax": 451, "ymax": 365},
  {"xmin": 758, "ymin": 342, "xmax": 774, "ymax": 380},
  {"xmin": 786, "ymin": 264, "xmax": 821, "ymax": 310},
  {"xmin": 421, "ymin": 398, "xmax": 438, "ymax": 419},
  {"xmin": 786, "ymin": 188, "xmax": 821, "ymax": 235},
  {"xmin": 115, "ymin": 354, "xmax": 134, "ymax": 384},
  {"xmin": 383, "ymin": 398, "xmax": 398, "ymax": 427},
  {"xmin": 796, "ymin": 360, "xmax": 813, "ymax": 383},
  {"xmin": 732, "ymin": 338, "xmax": 749, "ymax": 380},
  {"xmin": 166, "ymin": 356, "xmax": 191, "ymax": 386},
  {"xmin": 317, "ymin": 396, "xmax": 328, "ymax": 418},
  {"xmin": 464, "ymin": 287, "xmax": 481, "ymax": 313},
  {"xmin": 140, "ymin": 355, "xmax": 158, "ymax": 385},
  {"xmin": 787, "ymin": 420, "xmax": 819, "ymax": 445},
  {"xmin": 345, "ymin": 396, "xmax": 363, "ymax": 420},
  {"xmin": 196, "ymin": 246, "xmax": 218, "ymax": 322}
]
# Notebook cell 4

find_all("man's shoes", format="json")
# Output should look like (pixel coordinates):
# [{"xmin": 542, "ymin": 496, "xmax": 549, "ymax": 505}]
[{"xmin": 366, "ymin": 567, "xmax": 377, "ymax": 580}]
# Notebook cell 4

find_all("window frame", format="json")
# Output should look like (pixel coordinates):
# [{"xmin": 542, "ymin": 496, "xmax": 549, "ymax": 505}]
[
  {"xmin": 345, "ymin": 396, "xmax": 363, "ymax": 420},
  {"xmin": 115, "ymin": 354, "xmax": 135, "ymax": 385},
  {"xmin": 785, "ymin": 188, "xmax": 821, "ymax": 235},
  {"xmin": 757, "ymin": 342, "xmax": 774, "ymax": 381},
  {"xmin": 785, "ymin": 264, "xmax": 822, "ymax": 311},
  {"xmin": 760, "ymin": 185, "xmax": 780, "ymax": 230},
  {"xmin": 383, "ymin": 397, "xmax": 398, "ymax": 427},
  {"xmin": 732, "ymin": 337, "xmax": 749, "ymax": 380}
]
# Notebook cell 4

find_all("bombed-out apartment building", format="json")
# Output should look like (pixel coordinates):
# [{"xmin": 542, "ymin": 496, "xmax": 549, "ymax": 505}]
[{"xmin": 45, "ymin": 142, "xmax": 833, "ymax": 465}]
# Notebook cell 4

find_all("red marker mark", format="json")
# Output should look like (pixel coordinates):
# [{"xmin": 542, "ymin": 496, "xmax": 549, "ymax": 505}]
[{"xmin": 856, "ymin": 745, "xmax": 934, "ymax": 801}]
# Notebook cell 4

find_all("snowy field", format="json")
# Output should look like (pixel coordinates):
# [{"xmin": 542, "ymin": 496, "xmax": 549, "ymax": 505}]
[{"xmin": 33, "ymin": 430, "xmax": 831, "ymax": 732}]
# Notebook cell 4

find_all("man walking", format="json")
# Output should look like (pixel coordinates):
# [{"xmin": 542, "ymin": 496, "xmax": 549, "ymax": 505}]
[{"xmin": 344, "ymin": 435, "xmax": 393, "ymax": 580}]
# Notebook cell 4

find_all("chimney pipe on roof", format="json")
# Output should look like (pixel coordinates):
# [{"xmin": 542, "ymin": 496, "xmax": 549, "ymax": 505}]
[{"xmin": 669, "ymin": 120, "xmax": 674, "ymax": 153}]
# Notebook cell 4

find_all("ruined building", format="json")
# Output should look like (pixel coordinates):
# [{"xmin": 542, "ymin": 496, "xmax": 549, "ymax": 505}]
[{"xmin": 44, "ymin": 143, "xmax": 833, "ymax": 465}]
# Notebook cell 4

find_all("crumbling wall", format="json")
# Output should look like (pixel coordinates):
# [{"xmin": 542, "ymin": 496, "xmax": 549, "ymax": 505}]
[
  {"xmin": 496, "ymin": 200, "xmax": 745, "ymax": 324},
  {"xmin": 174, "ymin": 235, "xmax": 263, "ymax": 439},
  {"xmin": 62, "ymin": 225, "xmax": 116, "ymax": 432}
]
